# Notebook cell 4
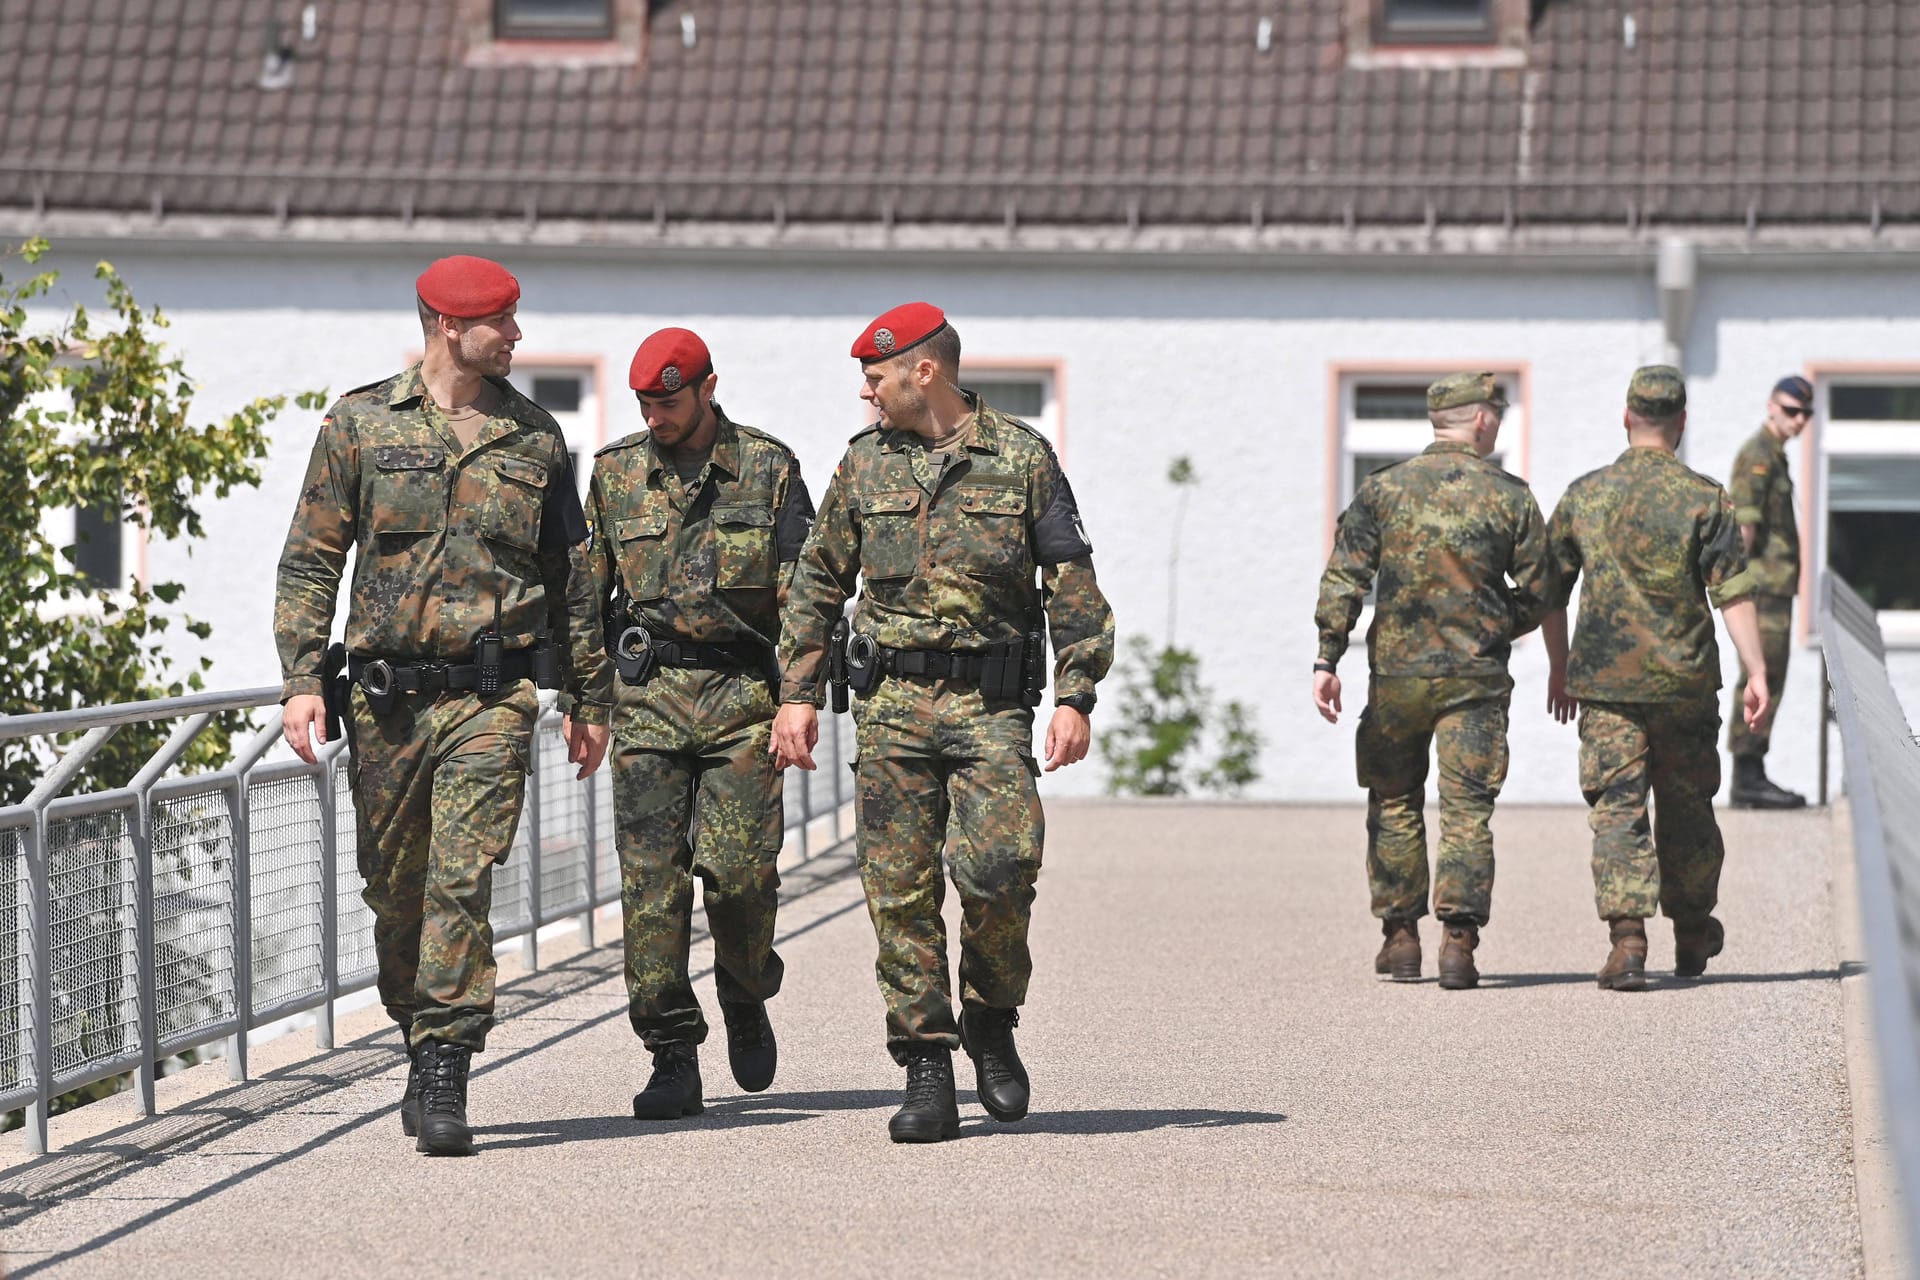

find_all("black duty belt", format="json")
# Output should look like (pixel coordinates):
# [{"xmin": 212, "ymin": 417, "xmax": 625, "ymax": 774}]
[
  {"xmin": 877, "ymin": 646, "xmax": 991, "ymax": 682},
  {"xmin": 349, "ymin": 649, "xmax": 536, "ymax": 697},
  {"xmin": 649, "ymin": 637, "xmax": 772, "ymax": 672}
]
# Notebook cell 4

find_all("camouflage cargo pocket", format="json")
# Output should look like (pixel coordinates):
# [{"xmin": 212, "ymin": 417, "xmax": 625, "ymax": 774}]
[
  {"xmin": 615, "ymin": 502, "xmax": 672, "ymax": 600},
  {"xmin": 858, "ymin": 490, "xmax": 922, "ymax": 580},
  {"xmin": 953, "ymin": 485, "xmax": 1030, "ymax": 579},
  {"xmin": 478, "ymin": 453, "xmax": 549, "ymax": 552},
  {"xmin": 712, "ymin": 500, "xmax": 777, "ymax": 589}
]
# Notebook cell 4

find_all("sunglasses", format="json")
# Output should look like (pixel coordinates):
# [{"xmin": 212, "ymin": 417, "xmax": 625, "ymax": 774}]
[{"xmin": 1779, "ymin": 402, "xmax": 1812, "ymax": 419}]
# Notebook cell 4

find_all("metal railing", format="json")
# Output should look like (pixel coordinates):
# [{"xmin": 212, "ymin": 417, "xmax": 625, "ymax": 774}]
[
  {"xmin": 1819, "ymin": 571, "xmax": 1920, "ymax": 1239},
  {"xmin": 0, "ymin": 688, "xmax": 852, "ymax": 1154}
]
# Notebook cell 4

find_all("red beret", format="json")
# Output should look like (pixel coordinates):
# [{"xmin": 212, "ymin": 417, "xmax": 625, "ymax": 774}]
[
  {"xmin": 415, "ymin": 255, "xmax": 520, "ymax": 319},
  {"xmin": 629, "ymin": 327, "xmax": 713, "ymax": 396},
  {"xmin": 852, "ymin": 302, "xmax": 947, "ymax": 363}
]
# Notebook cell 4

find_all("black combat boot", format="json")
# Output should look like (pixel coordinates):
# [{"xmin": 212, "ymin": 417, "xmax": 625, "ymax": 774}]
[
  {"xmin": 1673, "ymin": 915, "xmax": 1726, "ymax": 978},
  {"xmin": 1729, "ymin": 755, "xmax": 1807, "ymax": 810},
  {"xmin": 414, "ymin": 1040, "xmax": 476, "ymax": 1157},
  {"xmin": 720, "ymin": 1000, "xmax": 777, "ymax": 1093},
  {"xmin": 959, "ymin": 1006, "xmax": 1030, "ymax": 1122},
  {"xmin": 888, "ymin": 1045, "xmax": 960, "ymax": 1144},
  {"xmin": 631, "ymin": 1042, "xmax": 704, "ymax": 1119},
  {"xmin": 399, "ymin": 1036, "xmax": 424, "ymax": 1137}
]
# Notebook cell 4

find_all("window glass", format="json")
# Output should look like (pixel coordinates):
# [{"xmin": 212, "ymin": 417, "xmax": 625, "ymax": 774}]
[
  {"xmin": 1823, "ymin": 380, "xmax": 1920, "ymax": 613},
  {"xmin": 73, "ymin": 490, "xmax": 122, "ymax": 590},
  {"xmin": 1380, "ymin": 0, "xmax": 1493, "ymax": 39},
  {"xmin": 959, "ymin": 369, "xmax": 1060, "ymax": 448},
  {"xmin": 495, "ymin": 0, "xmax": 612, "ymax": 39}
]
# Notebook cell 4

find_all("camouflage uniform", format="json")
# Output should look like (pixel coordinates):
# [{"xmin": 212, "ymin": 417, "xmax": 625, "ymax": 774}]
[
  {"xmin": 587, "ymin": 411, "xmax": 814, "ymax": 1048},
  {"xmin": 1316, "ymin": 386, "xmax": 1553, "ymax": 927},
  {"xmin": 275, "ymin": 364, "xmax": 610, "ymax": 1050},
  {"xmin": 779, "ymin": 393, "xmax": 1114, "ymax": 1062},
  {"xmin": 1726, "ymin": 425, "xmax": 1799, "ymax": 758},
  {"xmin": 1546, "ymin": 380, "xmax": 1758, "ymax": 924}
]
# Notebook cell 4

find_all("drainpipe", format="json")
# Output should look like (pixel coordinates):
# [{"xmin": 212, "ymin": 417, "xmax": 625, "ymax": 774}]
[{"xmin": 1657, "ymin": 234, "xmax": 1697, "ymax": 369}]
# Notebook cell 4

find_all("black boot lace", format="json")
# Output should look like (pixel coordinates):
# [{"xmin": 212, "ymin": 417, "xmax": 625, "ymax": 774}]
[
  {"xmin": 973, "ymin": 1012, "xmax": 1020, "ymax": 1084},
  {"xmin": 420, "ymin": 1044, "xmax": 471, "ymax": 1116},
  {"xmin": 903, "ymin": 1052, "xmax": 948, "ymax": 1105},
  {"xmin": 645, "ymin": 1046, "xmax": 695, "ymax": 1091},
  {"xmin": 725, "ymin": 1003, "xmax": 770, "ymax": 1053}
]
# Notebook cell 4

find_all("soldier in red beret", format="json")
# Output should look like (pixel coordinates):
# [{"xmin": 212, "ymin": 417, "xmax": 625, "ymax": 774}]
[
  {"xmin": 275, "ymin": 254, "xmax": 612, "ymax": 1156},
  {"xmin": 566, "ymin": 327, "xmax": 814, "ymax": 1119},
  {"xmin": 773, "ymin": 303, "xmax": 1115, "ymax": 1142}
]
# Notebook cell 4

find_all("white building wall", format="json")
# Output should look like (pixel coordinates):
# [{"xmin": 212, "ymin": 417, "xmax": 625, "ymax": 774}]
[{"xmin": 23, "ymin": 244, "xmax": 1920, "ymax": 803}]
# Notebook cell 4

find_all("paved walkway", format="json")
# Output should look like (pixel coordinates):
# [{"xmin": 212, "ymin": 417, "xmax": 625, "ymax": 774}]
[{"xmin": 0, "ymin": 803, "xmax": 1892, "ymax": 1278}]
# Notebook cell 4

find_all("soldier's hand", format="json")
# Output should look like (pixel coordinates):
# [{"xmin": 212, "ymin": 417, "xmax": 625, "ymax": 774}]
[
  {"xmin": 1044, "ymin": 705, "xmax": 1091, "ymax": 771},
  {"xmin": 562, "ymin": 715, "xmax": 610, "ymax": 781},
  {"xmin": 281, "ymin": 694, "xmax": 328, "ymax": 765},
  {"xmin": 771, "ymin": 702, "xmax": 819, "ymax": 771},
  {"xmin": 1547, "ymin": 670, "xmax": 1578, "ymax": 724},
  {"xmin": 1742, "ymin": 672, "xmax": 1770, "ymax": 733},
  {"xmin": 1312, "ymin": 671, "xmax": 1342, "ymax": 724}
]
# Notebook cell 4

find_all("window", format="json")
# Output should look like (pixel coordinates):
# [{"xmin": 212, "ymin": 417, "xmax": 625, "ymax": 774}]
[
  {"xmin": 1819, "ymin": 375, "xmax": 1920, "ymax": 622},
  {"xmin": 72, "ymin": 486, "xmax": 123, "ymax": 590},
  {"xmin": 961, "ymin": 367, "xmax": 1061, "ymax": 450},
  {"xmin": 494, "ymin": 0, "xmax": 612, "ymax": 39},
  {"xmin": 1336, "ymin": 374, "xmax": 1517, "ymax": 510},
  {"xmin": 509, "ymin": 364, "xmax": 600, "ymax": 498},
  {"xmin": 1379, "ymin": 0, "xmax": 1494, "ymax": 42}
]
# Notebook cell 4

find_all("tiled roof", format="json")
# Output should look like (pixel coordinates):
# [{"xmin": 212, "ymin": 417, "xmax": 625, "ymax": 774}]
[{"xmin": 0, "ymin": 0, "xmax": 1913, "ymax": 230}]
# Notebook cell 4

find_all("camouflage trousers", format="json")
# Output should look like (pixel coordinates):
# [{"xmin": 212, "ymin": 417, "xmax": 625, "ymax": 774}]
[
  {"xmin": 1728, "ymin": 593, "xmax": 1793, "ymax": 758},
  {"xmin": 853, "ymin": 674, "xmax": 1042, "ymax": 1064},
  {"xmin": 1355, "ymin": 673, "xmax": 1512, "ymax": 926},
  {"xmin": 348, "ymin": 680, "xmax": 538, "ymax": 1051},
  {"xmin": 611, "ymin": 666, "xmax": 784, "ymax": 1049},
  {"xmin": 1579, "ymin": 695, "xmax": 1724, "ymax": 922}
]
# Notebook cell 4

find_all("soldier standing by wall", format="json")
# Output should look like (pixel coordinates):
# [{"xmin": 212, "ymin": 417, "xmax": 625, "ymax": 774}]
[
  {"xmin": 1725, "ymin": 375, "xmax": 1812, "ymax": 809},
  {"xmin": 1542, "ymin": 366, "xmax": 1771, "ymax": 991},
  {"xmin": 275, "ymin": 256, "xmax": 611, "ymax": 1156},
  {"xmin": 770, "ymin": 303, "xmax": 1114, "ymax": 1143},
  {"xmin": 1313, "ymin": 373, "xmax": 1553, "ymax": 990},
  {"xmin": 566, "ymin": 328, "xmax": 814, "ymax": 1119}
]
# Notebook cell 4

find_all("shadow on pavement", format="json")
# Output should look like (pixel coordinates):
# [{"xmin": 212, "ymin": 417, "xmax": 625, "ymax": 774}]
[
  {"xmin": 1477, "ymin": 968, "xmax": 1845, "ymax": 989},
  {"xmin": 474, "ymin": 1108, "xmax": 816, "ymax": 1150},
  {"xmin": 963, "ymin": 1108, "xmax": 1288, "ymax": 1137}
]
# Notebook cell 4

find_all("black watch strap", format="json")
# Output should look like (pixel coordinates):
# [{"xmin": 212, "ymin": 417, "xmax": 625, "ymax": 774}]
[
  {"xmin": 1313, "ymin": 661, "xmax": 1337, "ymax": 674},
  {"xmin": 1057, "ymin": 692, "xmax": 1096, "ymax": 715}
]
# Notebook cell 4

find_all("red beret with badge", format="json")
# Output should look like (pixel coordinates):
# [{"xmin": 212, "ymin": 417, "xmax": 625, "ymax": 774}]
[
  {"xmin": 415, "ymin": 255, "xmax": 520, "ymax": 318},
  {"xmin": 629, "ymin": 327, "xmax": 713, "ymax": 397},
  {"xmin": 851, "ymin": 302, "xmax": 947, "ymax": 363}
]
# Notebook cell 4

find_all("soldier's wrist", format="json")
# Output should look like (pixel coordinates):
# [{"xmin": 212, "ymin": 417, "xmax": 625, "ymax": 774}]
[{"xmin": 1313, "ymin": 661, "xmax": 1337, "ymax": 675}]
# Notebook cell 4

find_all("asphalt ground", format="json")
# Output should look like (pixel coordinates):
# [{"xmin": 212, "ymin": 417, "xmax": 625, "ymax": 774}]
[{"xmin": 0, "ymin": 802, "xmax": 1878, "ymax": 1278}]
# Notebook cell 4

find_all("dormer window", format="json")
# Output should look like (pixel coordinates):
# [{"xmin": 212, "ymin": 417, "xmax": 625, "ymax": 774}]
[
  {"xmin": 494, "ymin": 0, "xmax": 614, "ymax": 40},
  {"xmin": 1378, "ymin": 0, "xmax": 1494, "ymax": 44}
]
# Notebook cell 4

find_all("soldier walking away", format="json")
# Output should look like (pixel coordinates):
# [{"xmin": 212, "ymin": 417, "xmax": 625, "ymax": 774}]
[
  {"xmin": 770, "ymin": 303, "xmax": 1114, "ymax": 1143},
  {"xmin": 1313, "ymin": 373, "xmax": 1553, "ymax": 990},
  {"xmin": 275, "ymin": 256, "xmax": 612, "ymax": 1155},
  {"xmin": 1541, "ymin": 366, "xmax": 1771, "ymax": 991},
  {"xmin": 1725, "ymin": 375, "xmax": 1812, "ymax": 809},
  {"xmin": 569, "ymin": 328, "xmax": 814, "ymax": 1120}
]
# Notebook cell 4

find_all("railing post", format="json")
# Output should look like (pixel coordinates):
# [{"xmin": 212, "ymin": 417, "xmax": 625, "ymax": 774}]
[
  {"xmin": 129, "ymin": 791, "xmax": 158, "ymax": 1116},
  {"xmin": 1817, "ymin": 648, "xmax": 1832, "ymax": 808},
  {"xmin": 579, "ymin": 750, "xmax": 597, "ymax": 950},
  {"xmin": 25, "ymin": 813, "xmax": 52, "ymax": 1154},
  {"xmin": 315, "ymin": 745, "xmax": 338, "ymax": 1051},
  {"xmin": 226, "ymin": 769, "xmax": 252, "ymax": 1082},
  {"xmin": 522, "ymin": 723, "xmax": 542, "ymax": 974}
]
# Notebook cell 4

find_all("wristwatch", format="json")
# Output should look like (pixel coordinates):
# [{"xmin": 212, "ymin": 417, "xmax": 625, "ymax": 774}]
[
  {"xmin": 1313, "ymin": 661, "xmax": 1337, "ymax": 674},
  {"xmin": 1057, "ymin": 692, "xmax": 1096, "ymax": 715}
]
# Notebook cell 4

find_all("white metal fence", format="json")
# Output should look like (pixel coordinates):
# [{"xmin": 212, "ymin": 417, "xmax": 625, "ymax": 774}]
[{"xmin": 0, "ymin": 688, "xmax": 852, "ymax": 1154}]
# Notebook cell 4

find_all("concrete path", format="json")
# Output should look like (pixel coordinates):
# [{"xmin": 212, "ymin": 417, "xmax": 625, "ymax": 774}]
[{"xmin": 0, "ymin": 803, "xmax": 1887, "ymax": 1278}]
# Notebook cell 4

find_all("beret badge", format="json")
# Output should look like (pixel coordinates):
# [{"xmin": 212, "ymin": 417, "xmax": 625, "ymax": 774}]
[
  {"xmin": 873, "ymin": 328, "xmax": 896, "ymax": 355},
  {"xmin": 661, "ymin": 365, "xmax": 682, "ymax": 393}
]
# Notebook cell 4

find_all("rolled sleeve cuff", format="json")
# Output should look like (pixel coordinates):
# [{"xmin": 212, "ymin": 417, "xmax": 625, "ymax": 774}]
[
  {"xmin": 1733, "ymin": 505, "xmax": 1763, "ymax": 526},
  {"xmin": 1053, "ymin": 670, "xmax": 1096, "ymax": 701},
  {"xmin": 1709, "ymin": 567, "xmax": 1760, "ymax": 610},
  {"xmin": 781, "ymin": 679, "xmax": 823, "ymax": 707},
  {"xmin": 1315, "ymin": 635, "xmax": 1347, "ymax": 668},
  {"xmin": 566, "ymin": 699, "xmax": 611, "ymax": 726},
  {"xmin": 282, "ymin": 676, "xmax": 324, "ymax": 702}
]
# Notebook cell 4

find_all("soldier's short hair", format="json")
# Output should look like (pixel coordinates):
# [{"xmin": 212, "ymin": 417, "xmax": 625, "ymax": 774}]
[
  {"xmin": 1429, "ymin": 403, "xmax": 1490, "ymax": 431},
  {"xmin": 417, "ymin": 294, "xmax": 442, "ymax": 334},
  {"xmin": 918, "ymin": 322, "xmax": 962, "ymax": 374},
  {"xmin": 1627, "ymin": 407, "xmax": 1685, "ymax": 432}
]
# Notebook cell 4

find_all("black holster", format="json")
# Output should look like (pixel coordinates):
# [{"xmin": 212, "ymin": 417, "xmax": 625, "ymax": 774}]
[
  {"xmin": 321, "ymin": 641, "xmax": 350, "ymax": 745},
  {"xmin": 1021, "ymin": 622, "xmax": 1047, "ymax": 707},
  {"xmin": 827, "ymin": 617, "xmax": 851, "ymax": 714}
]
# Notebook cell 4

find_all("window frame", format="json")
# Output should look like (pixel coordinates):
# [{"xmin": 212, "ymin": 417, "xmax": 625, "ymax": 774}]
[
  {"xmin": 957, "ymin": 358, "xmax": 1067, "ymax": 462},
  {"xmin": 1804, "ymin": 363, "xmax": 1920, "ymax": 646},
  {"xmin": 508, "ymin": 356, "xmax": 606, "ymax": 502},
  {"xmin": 1324, "ymin": 361, "xmax": 1531, "ymax": 555}
]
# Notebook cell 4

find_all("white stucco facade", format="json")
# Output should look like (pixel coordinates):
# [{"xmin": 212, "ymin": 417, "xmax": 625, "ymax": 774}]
[{"xmin": 20, "ymin": 236, "xmax": 1920, "ymax": 802}]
